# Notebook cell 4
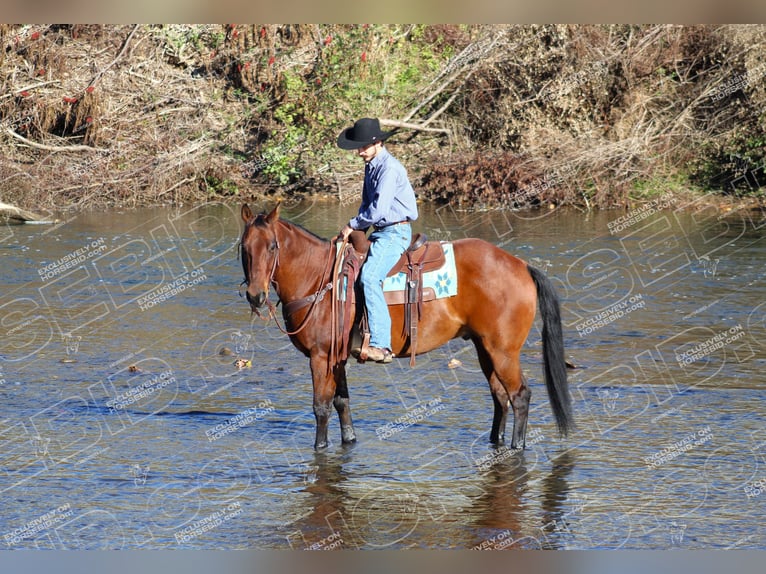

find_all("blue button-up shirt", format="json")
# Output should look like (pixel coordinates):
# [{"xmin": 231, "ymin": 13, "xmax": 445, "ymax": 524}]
[{"xmin": 348, "ymin": 147, "xmax": 418, "ymax": 230}]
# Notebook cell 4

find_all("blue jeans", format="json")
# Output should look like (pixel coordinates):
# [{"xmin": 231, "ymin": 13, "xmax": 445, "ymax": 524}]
[{"xmin": 361, "ymin": 223, "xmax": 411, "ymax": 349}]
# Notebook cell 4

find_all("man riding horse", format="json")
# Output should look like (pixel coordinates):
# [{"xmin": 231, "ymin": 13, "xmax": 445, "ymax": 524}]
[{"xmin": 337, "ymin": 118, "xmax": 419, "ymax": 364}]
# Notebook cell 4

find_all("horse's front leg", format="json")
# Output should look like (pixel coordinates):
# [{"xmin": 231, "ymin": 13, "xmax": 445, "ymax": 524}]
[
  {"xmin": 332, "ymin": 360, "xmax": 356, "ymax": 444},
  {"xmin": 310, "ymin": 353, "xmax": 336, "ymax": 450}
]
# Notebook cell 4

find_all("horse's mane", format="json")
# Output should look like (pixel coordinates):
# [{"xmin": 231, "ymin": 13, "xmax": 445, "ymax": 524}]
[
  {"xmin": 276, "ymin": 218, "xmax": 330, "ymax": 245},
  {"xmin": 246, "ymin": 211, "xmax": 331, "ymax": 247}
]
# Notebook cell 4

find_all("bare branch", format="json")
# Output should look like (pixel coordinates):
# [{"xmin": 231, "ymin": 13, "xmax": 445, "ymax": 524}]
[
  {"xmin": 157, "ymin": 176, "xmax": 197, "ymax": 197},
  {"xmin": 88, "ymin": 24, "xmax": 140, "ymax": 88},
  {"xmin": 0, "ymin": 201, "xmax": 49, "ymax": 222},
  {"xmin": 0, "ymin": 80, "xmax": 60, "ymax": 101},
  {"xmin": 379, "ymin": 119, "xmax": 451, "ymax": 135},
  {"xmin": 6, "ymin": 128, "xmax": 107, "ymax": 153}
]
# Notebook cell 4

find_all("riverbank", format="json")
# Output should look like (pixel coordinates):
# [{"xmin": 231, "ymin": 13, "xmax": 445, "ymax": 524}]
[{"xmin": 2, "ymin": 25, "xmax": 765, "ymax": 213}]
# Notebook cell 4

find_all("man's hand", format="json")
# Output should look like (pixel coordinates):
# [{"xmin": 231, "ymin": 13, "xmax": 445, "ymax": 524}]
[{"xmin": 339, "ymin": 224, "xmax": 354, "ymax": 241}]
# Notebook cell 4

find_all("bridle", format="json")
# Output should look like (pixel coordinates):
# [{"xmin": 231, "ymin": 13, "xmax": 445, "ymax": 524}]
[
  {"xmin": 239, "ymin": 218, "xmax": 282, "ymax": 319},
  {"xmin": 240, "ymin": 219, "xmax": 342, "ymax": 340}
]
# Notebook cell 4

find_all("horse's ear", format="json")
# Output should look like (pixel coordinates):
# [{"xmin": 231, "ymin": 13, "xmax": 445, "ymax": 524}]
[
  {"xmin": 265, "ymin": 202, "xmax": 281, "ymax": 224},
  {"xmin": 241, "ymin": 204, "xmax": 253, "ymax": 223}
]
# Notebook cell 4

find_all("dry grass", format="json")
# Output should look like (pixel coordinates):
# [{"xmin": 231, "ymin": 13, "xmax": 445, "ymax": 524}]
[
  {"xmin": 0, "ymin": 25, "xmax": 269, "ymax": 209},
  {"xmin": 1, "ymin": 24, "xmax": 764, "ymax": 212}
]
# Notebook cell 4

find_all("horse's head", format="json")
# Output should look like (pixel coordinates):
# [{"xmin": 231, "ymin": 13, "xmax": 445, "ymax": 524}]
[{"xmin": 240, "ymin": 203, "xmax": 281, "ymax": 312}]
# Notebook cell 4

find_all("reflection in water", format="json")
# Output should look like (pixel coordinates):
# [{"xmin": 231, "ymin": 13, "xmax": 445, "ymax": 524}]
[
  {"xmin": 469, "ymin": 448, "xmax": 576, "ymax": 549},
  {"xmin": 471, "ymin": 449, "xmax": 529, "ymax": 547},
  {"xmin": 283, "ymin": 451, "xmax": 353, "ymax": 550},
  {"xmin": 282, "ymin": 446, "xmax": 578, "ymax": 550},
  {"xmin": 538, "ymin": 449, "xmax": 577, "ymax": 549},
  {"xmin": 282, "ymin": 446, "xmax": 579, "ymax": 550}
]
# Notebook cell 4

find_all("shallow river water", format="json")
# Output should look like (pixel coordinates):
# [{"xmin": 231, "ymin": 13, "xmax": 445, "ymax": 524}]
[{"xmin": 0, "ymin": 196, "xmax": 764, "ymax": 550}]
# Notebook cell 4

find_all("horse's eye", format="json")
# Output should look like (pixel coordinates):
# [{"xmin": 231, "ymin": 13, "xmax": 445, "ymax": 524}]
[{"xmin": 268, "ymin": 241, "xmax": 277, "ymax": 252}]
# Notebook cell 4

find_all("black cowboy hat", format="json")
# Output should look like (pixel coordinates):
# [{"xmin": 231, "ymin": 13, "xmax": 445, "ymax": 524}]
[{"xmin": 336, "ymin": 118, "xmax": 393, "ymax": 150}]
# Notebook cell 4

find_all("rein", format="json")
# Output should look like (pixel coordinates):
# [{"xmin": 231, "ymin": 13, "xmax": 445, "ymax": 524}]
[
  {"xmin": 258, "ymin": 223, "xmax": 343, "ymax": 337},
  {"xmin": 329, "ymin": 237, "xmax": 348, "ymax": 370},
  {"xmin": 266, "ymin": 245, "xmax": 335, "ymax": 339},
  {"xmin": 271, "ymin": 237, "xmax": 350, "ymax": 374}
]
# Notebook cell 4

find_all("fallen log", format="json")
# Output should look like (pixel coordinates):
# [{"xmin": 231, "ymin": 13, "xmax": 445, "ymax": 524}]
[{"xmin": 0, "ymin": 201, "xmax": 57, "ymax": 224}]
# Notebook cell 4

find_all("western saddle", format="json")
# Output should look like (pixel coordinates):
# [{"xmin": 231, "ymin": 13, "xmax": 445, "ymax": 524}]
[{"xmin": 341, "ymin": 230, "xmax": 446, "ymax": 366}]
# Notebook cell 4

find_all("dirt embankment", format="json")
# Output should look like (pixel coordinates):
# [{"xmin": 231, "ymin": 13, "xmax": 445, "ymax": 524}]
[{"xmin": 1, "ymin": 25, "xmax": 765, "ymax": 213}]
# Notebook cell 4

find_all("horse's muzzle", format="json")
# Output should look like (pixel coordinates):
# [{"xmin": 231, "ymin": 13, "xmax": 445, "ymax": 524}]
[{"xmin": 246, "ymin": 290, "xmax": 267, "ymax": 310}]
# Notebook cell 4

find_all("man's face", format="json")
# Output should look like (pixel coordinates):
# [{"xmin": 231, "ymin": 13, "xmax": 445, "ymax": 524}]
[{"xmin": 357, "ymin": 141, "xmax": 381, "ymax": 163}]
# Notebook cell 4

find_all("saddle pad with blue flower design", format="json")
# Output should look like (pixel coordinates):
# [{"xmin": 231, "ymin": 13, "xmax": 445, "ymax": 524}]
[{"xmin": 382, "ymin": 242, "xmax": 457, "ymax": 300}]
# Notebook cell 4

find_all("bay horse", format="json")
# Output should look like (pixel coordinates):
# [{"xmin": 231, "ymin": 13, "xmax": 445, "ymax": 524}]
[{"xmin": 239, "ymin": 203, "xmax": 573, "ymax": 450}]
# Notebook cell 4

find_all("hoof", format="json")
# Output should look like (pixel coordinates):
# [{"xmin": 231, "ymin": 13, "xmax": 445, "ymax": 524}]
[{"xmin": 341, "ymin": 425, "xmax": 357, "ymax": 444}]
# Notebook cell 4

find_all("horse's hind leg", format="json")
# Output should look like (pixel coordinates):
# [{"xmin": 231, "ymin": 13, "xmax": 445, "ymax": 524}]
[
  {"xmin": 508, "ymin": 369, "xmax": 531, "ymax": 450},
  {"xmin": 477, "ymin": 339, "xmax": 530, "ymax": 449},
  {"xmin": 474, "ymin": 339, "xmax": 510, "ymax": 444},
  {"xmin": 498, "ymin": 354, "xmax": 530, "ymax": 449},
  {"xmin": 490, "ymin": 374, "xmax": 511, "ymax": 445},
  {"xmin": 332, "ymin": 360, "xmax": 357, "ymax": 444}
]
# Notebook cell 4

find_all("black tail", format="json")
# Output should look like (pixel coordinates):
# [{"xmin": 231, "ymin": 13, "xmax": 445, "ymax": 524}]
[{"xmin": 527, "ymin": 265, "xmax": 574, "ymax": 437}]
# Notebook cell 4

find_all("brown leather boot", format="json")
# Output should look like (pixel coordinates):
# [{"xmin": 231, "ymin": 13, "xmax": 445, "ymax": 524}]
[{"xmin": 365, "ymin": 347, "xmax": 393, "ymax": 363}]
